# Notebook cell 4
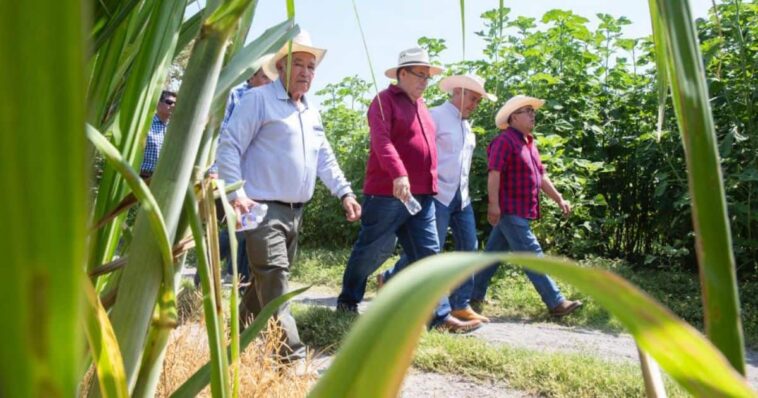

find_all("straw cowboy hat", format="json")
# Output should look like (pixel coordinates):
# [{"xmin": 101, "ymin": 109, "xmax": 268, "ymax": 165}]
[
  {"xmin": 438, "ymin": 74, "xmax": 497, "ymax": 102},
  {"xmin": 494, "ymin": 95, "xmax": 545, "ymax": 129},
  {"xmin": 263, "ymin": 30, "xmax": 326, "ymax": 80},
  {"xmin": 384, "ymin": 47, "xmax": 445, "ymax": 79}
]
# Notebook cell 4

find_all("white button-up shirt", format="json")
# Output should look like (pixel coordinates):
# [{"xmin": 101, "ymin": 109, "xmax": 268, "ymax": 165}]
[
  {"xmin": 431, "ymin": 101, "xmax": 476, "ymax": 208},
  {"xmin": 216, "ymin": 79, "xmax": 353, "ymax": 203}
]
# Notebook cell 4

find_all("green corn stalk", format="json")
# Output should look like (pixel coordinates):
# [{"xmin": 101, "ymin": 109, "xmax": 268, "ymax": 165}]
[
  {"xmin": 649, "ymin": 0, "xmax": 745, "ymax": 373},
  {"xmin": 103, "ymin": 0, "xmax": 261, "ymax": 394},
  {"xmin": 0, "ymin": 0, "xmax": 87, "ymax": 396}
]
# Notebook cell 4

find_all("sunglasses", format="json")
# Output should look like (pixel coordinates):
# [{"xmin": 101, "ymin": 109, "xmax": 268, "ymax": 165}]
[{"xmin": 162, "ymin": 99, "xmax": 176, "ymax": 106}]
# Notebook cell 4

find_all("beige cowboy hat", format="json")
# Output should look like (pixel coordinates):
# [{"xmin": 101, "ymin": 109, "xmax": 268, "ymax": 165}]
[
  {"xmin": 439, "ymin": 74, "xmax": 497, "ymax": 101},
  {"xmin": 384, "ymin": 47, "xmax": 445, "ymax": 79},
  {"xmin": 263, "ymin": 30, "xmax": 326, "ymax": 80},
  {"xmin": 494, "ymin": 95, "xmax": 545, "ymax": 129}
]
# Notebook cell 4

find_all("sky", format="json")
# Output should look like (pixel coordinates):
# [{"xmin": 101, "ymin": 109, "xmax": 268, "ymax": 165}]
[{"xmin": 232, "ymin": 0, "xmax": 715, "ymax": 103}]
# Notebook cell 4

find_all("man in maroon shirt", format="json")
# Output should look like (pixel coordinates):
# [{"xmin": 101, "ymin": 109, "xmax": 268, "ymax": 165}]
[
  {"xmin": 337, "ymin": 48, "xmax": 482, "ymax": 333},
  {"xmin": 472, "ymin": 95, "xmax": 582, "ymax": 318}
]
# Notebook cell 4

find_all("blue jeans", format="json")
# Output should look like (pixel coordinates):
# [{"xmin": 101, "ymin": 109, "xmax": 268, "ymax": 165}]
[
  {"xmin": 338, "ymin": 195, "xmax": 451, "ymax": 325},
  {"xmin": 472, "ymin": 214, "xmax": 564, "ymax": 310},
  {"xmin": 383, "ymin": 190, "xmax": 478, "ymax": 310}
]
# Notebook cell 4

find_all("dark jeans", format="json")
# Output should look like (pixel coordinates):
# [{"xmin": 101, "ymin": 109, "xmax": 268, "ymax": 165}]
[
  {"xmin": 338, "ymin": 194, "xmax": 452, "ymax": 326},
  {"xmin": 383, "ymin": 190, "xmax": 478, "ymax": 310}
]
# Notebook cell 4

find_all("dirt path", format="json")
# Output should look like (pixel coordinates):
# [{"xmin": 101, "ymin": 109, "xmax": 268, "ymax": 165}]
[{"xmin": 291, "ymin": 283, "xmax": 758, "ymax": 395}]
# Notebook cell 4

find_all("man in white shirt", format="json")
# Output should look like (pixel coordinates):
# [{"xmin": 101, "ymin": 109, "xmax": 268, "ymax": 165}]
[
  {"xmin": 377, "ymin": 74, "xmax": 496, "ymax": 323},
  {"xmin": 216, "ymin": 31, "xmax": 361, "ymax": 362}
]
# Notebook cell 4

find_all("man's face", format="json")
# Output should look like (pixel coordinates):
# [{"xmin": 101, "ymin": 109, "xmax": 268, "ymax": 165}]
[
  {"xmin": 248, "ymin": 68, "xmax": 271, "ymax": 88},
  {"xmin": 398, "ymin": 66, "xmax": 431, "ymax": 101},
  {"xmin": 450, "ymin": 88, "xmax": 483, "ymax": 119},
  {"xmin": 277, "ymin": 52, "xmax": 316, "ymax": 97},
  {"xmin": 157, "ymin": 95, "xmax": 176, "ymax": 121},
  {"xmin": 509, "ymin": 105, "xmax": 536, "ymax": 132}
]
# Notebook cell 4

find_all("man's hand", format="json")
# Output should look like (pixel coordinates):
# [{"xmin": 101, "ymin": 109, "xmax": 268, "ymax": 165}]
[
  {"xmin": 392, "ymin": 176, "xmax": 411, "ymax": 202},
  {"xmin": 342, "ymin": 195, "xmax": 362, "ymax": 222},
  {"xmin": 487, "ymin": 203, "xmax": 501, "ymax": 226},
  {"xmin": 557, "ymin": 199, "xmax": 571, "ymax": 217},
  {"xmin": 231, "ymin": 197, "xmax": 258, "ymax": 228}
]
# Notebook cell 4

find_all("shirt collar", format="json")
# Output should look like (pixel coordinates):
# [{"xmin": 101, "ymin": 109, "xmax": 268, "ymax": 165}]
[
  {"xmin": 506, "ymin": 126, "xmax": 533, "ymax": 144},
  {"xmin": 388, "ymin": 84, "xmax": 421, "ymax": 105},
  {"xmin": 153, "ymin": 113, "xmax": 167, "ymax": 126},
  {"xmin": 273, "ymin": 78, "xmax": 310, "ymax": 108},
  {"xmin": 442, "ymin": 100, "xmax": 463, "ymax": 120}
]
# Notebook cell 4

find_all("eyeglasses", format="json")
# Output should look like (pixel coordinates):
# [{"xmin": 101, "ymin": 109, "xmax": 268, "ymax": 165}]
[
  {"xmin": 511, "ymin": 107, "xmax": 535, "ymax": 116},
  {"xmin": 162, "ymin": 99, "xmax": 176, "ymax": 106},
  {"xmin": 405, "ymin": 69, "xmax": 431, "ymax": 82}
]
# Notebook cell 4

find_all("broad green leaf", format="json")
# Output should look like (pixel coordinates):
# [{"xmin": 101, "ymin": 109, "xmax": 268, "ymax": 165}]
[
  {"xmin": 171, "ymin": 287, "xmax": 310, "ymax": 398},
  {"xmin": 648, "ymin": 0, "xmax": 670, "ymax": 141},
  {"xmin": 105, "ymin": 0, "xmax": 253, "ymax": 393},
  {"xmin": 0, "ymin": 0, "xmax": 87, "ymax": 395},
  {"xmin": 651, "ymin": 0, "xmax": 745, "ymax": 372},
  {"xmin": 504, "ymin": 253, "xmax": 754, "ymax": 397},
  {"xmin": 82, "ymin": 278, "xmax": 129, "ymax": 398},
  {"xmin": 175, "ymin": 7, "xmax": 205, "ymax": 59},
  {"xmin": 309, "ymin": 253, "xmax": 495, "ymax": 398}
]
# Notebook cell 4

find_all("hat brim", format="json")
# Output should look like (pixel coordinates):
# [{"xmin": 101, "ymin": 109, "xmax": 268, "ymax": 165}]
[
  {"xmin": 384, "ymin": 64, "xmax": 445, "ymax": 79},
  {"xmin": 495, "ymin": 96, "xmax": 545, "ymax": 130},
  {"xmin": 263, "ymin": 42, "xmax": 327, "ymax": 80},
  {"xmin": 439, "ymin": 76, "xmax": 497, "ymax": 101}
]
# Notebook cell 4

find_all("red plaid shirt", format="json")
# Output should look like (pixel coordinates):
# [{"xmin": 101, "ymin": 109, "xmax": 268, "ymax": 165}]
[{"xmin": 487, "ymin": 127, "xmax": 544, "ymax": 219}]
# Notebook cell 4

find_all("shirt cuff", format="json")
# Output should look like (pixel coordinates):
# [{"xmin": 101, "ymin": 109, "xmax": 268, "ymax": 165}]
[
  {"xmin": 336, "ymin": 186, "xmax": 353, "ymax": 200},
  {"xmin": 228, "ymin": 188, "xmax": 248, "ymax": 202}
]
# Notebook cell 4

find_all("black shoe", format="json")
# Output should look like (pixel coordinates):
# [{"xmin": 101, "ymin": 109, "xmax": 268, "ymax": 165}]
[{"xmin": 336, "ymin": 302, "xmax": 358, "ymax": 314}]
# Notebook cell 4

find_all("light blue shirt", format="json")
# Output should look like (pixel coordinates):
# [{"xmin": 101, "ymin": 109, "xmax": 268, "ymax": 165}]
[
  {"xmin": 431, "ymin": 101, "xmax": 476, "ymax": 208},
  {"xmin": 216, "ymin": 79, "xmax": 353, "ymax": 203}
]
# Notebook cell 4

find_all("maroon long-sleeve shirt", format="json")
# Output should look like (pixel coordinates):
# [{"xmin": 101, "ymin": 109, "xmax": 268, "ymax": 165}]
[{"xmin": 362, "ymin": 84, "xmax": 438, "ymax": 196}]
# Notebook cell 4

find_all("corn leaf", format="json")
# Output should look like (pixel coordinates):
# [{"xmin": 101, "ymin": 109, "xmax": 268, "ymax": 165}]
[{"xmin": 650, "ymin": 0, "xmax": 745, "ymax": 372}]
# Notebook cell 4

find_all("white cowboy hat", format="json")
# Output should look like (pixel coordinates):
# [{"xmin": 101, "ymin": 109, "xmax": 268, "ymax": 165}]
[
  {"xmin": 439, "ymin": 74, "xmax": 497, "ymax": 101},
  {"xmin": 494, "ymin": 95, "xmax": 545, "ymax": 129},
  {"xmin": 263, "ymin": 30, "xmax": 326, "ymax": 80},
  {"xmin": 384, "ymin": 47, "xmax": 445, "ymax": 79}
]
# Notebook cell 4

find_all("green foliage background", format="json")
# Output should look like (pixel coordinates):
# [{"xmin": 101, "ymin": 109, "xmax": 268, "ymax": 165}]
[{"xmin": 302, "ymin": 2, "xmax": 758, "ymax": 276}]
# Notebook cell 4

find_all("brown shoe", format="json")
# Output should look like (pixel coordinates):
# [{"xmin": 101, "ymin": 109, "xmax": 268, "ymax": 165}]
[
  {"xmin": 451, "ymin": 307, "xmax": 490, "ymax": 323},
  {"xmin": 436, "ymin": 315, "xmax": 482, "ymax": 334},
  {"xmin": 549, "ymin": 300, "xmax": 583, "ymax": 318}
]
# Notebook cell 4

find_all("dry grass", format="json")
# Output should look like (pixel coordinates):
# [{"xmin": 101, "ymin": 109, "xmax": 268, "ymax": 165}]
[{"xmin": 156, "ymin": 319, "xmax": 318, "ymax": 397}]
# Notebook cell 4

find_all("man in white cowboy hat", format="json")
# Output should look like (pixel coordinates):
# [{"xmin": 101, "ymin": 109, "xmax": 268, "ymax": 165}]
[
  {"xmin": 376, "ymin": 74, "xmax": 496, "ymax": 324},
  {"xmin": 337, "ymin": 48, "xmax": 481, "ymax": 333},
  {"xmin": 216, "ymin": 30, "xmax": 362, "ymax": 362},
  {"xmin": 471, "ymin": 95, "xmax": 582, "ymax": 318}
]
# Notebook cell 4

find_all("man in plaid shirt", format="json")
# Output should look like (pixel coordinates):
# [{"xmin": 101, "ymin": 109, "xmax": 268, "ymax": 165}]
[
  {"xmin": 139, "ymin": 90, "xmax": 176, "ymax": 178},
  {"xmin": 472, "ymin": 95, "xmax": 582, "ymax": 318}
]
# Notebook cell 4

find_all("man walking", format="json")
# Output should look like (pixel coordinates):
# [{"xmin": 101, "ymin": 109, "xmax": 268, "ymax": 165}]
[
  {"xmin": 216, "ymin": 31, "xmax": 361, "ymax": 362},
  {"xmin": 472, "ymin": 95, "xmax": 582, "ymax": 317},
  {"xmin": 140, "ymin": 90, "xmax": 176, "ymax": 179},
  {"xmin": 378, "ymin": 74, "xmax": 496, "ymax": 323},
  {"xmin": 337, "ymin": 48, "xmax": 481, "ymax": 333}
]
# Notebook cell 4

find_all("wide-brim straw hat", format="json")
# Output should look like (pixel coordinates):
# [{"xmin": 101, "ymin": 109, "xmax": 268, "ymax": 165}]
[
  {"xmin": 263, "ymin": 30, "xmax": 326, "ymax": 80},
  {"xmin": 494, "ymin": 95, "xmax": 545, "ymax": 130},
  {"xmin": 384, "ymin": 47, "xmax": 444, "ymax": 79},
  {"xmin": 439, "ymin": 74, "xmax": 497, "ymax": 102}
]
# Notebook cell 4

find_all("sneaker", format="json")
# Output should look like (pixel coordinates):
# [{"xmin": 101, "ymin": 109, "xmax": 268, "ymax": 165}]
[
  {"xmin": 451, "ymin": 306, "xmax": 490, "ymax": 323},
  {"xmin": 549, "ymin": 300, "xmax": 583, "ymax": 318},
  {"xmin": 336, "ymin": 302, "xmax": 358, "ymax": 314}
]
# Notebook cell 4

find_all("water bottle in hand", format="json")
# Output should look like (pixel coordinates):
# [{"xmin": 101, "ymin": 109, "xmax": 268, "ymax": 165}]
[
  {"xmin": 237, "ymin": 203, "xmax": 268, "ymax": 231},
  {"xmin": 403, "ymin": 196, "xmax": 422, "ymax": 216}
]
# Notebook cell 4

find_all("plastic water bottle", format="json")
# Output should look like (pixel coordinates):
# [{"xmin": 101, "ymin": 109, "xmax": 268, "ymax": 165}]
[
  {"xmin": 237, "ymin": 203, "xmax": 268, "ymax": 231},
  {"xmin": 403, "ymin": 196, "xmax": 422, "ymax": 216}
]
